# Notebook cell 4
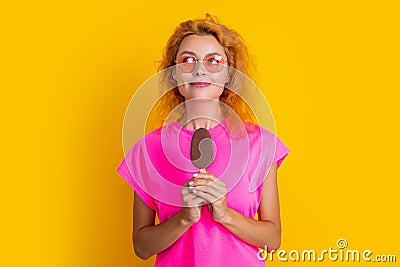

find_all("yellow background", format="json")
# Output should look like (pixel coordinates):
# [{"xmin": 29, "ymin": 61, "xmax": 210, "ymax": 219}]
[{"xmin": 1, "ymin": 0, "xmax": 399, "ymax": 266}]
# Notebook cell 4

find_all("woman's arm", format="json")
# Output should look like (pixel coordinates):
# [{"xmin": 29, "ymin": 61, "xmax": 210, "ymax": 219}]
[
  {"xmin": 191, "ymin": 163, "xmax": 281, "ymax": 251},
  {"xmin": 219, "ymin": 163, "xmax": 281, "ymax": 250},
  {"xmin": 133, "ymin": 182, "xmax": 205, "ymax": 260},
  {"xmin": 132, "ymin": 194, "xmax": 188, "ymax": 260}
]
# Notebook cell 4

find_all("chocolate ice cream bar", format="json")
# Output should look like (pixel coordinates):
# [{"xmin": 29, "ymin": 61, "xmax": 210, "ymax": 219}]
[{"xmin": 190, "ymin": 128, "xmax": 214, "ymax": 172}]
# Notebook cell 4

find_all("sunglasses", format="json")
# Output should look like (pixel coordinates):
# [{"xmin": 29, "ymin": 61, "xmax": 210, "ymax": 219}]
[{"xmin": 175, "ymin": 54, "xmax": 226, "ymax": 73}]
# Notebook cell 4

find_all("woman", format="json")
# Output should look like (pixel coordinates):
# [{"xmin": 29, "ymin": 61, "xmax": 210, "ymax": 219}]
[{"xmin": 118, "ymin": 15, "xmax": 290, "ymax": 266}]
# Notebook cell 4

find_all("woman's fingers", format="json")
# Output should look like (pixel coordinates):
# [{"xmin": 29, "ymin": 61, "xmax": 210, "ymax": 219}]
[
  {"xmin": 191, "ymin": 184, "xmax": 224, "ymax": 200},
  {"xmin": 182, "ymin": 180, "xmax": 199, "ymax": 196},
  {"xmin": 183, "ymin": 194, "xmax": 207, "ymax": 207},
  {"xmin": 182, "ymin": 183, "xmax": 207, "ymax": 207},
  {"xmin": 191, "ymin": 190, "xmax": 218, "ymax": 204},
  {"xmin": 190, "ymin": 174, "xmax": 227, "ymax": 199},
  {"xmin": 192, "ymin": 179, "xmax": 225, "ymax": 193},
  {"xmin": 193, "ymin": 173, "xmax": 225, "ymax": 187},
  {"xmin": 182, "ymin": 174, "xmax": 227, "ymax": 206},
  {"xmin": 187, "ymin": 196, "xmax": 206, "ymax": 207}
]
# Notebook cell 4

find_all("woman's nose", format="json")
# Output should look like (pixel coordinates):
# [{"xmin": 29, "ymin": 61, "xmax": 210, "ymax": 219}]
[{"xmin": 193, "ymin": 62, "xmax": 208, "ymax": 76}]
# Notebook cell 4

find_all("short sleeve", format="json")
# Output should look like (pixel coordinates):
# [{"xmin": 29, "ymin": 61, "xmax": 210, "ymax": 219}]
[
  {"xmin": 117, "ymin": 143, "xmax": 157, "ymax": 211},
  {"xmin": 273, "ymin": 136, "xmax": 290, "ymax": 169}
]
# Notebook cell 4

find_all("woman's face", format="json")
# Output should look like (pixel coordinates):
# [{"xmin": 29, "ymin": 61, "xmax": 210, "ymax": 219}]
[{"xmin": 173, "ymin": 34, "xmax": 230, "ymax": 101}]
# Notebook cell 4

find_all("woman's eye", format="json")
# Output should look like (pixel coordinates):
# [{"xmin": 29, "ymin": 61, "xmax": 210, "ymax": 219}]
[
  {"xmin": 183, "ymin": 57, "xmax": 196, "ymax": 63},
  {"xmin": 208, "ymin": 58, "xmax": 218, "ymax": 64},
  {"xmin": 207, "ymin": 56, "xmax": 222, "ymax": 64}
]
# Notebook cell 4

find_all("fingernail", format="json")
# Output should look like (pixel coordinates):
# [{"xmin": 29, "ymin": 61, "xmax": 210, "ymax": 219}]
[
  {"xmin": 193, "ymin": 173, "xmax": 198, "ymax": 177},
  {"xmin": 192, "ymin": 189, "xmax": 197, "ymax": 194},
  {"xmin": 188, "ymin": 186, "xmax": 193, "ymax": 190},
  {"xmin": 189, "ymin": 181, "xmax": 194, "ymax": 186}
]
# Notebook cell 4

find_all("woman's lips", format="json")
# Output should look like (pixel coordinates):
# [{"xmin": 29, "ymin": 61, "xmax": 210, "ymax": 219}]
[{"xmin": 190, "ymin": 82, "xmax": 211, "ymax": 88}]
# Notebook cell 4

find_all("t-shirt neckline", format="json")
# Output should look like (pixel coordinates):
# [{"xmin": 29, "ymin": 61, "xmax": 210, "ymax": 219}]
[{"xmin": 172, "ymin": 120, "xmax": 227, "ymax": 138}]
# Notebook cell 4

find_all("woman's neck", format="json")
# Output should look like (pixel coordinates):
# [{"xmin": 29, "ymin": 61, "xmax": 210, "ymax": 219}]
[{"xmin": 178, "ymin": 98, "xmax": 225, "ymax": 131}]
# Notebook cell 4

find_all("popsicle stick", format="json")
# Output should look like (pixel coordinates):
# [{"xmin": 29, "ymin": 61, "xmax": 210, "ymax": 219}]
[{"xmin": 200, "ymin": 168, "xmax": 206, "ymax": 174}]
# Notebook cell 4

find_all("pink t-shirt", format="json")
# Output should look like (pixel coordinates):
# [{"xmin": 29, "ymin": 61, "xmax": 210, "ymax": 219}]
[{"xmin": 117, "ymin": 120, "xmax": 290, "ymax": 266}]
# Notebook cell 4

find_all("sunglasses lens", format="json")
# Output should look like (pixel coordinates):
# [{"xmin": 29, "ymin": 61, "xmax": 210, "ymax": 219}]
[
  {"xmin": 177, "ymin": 56, "xmax": 196, "ymax": 73},
  {"xmin": 204, "ymin": 55, "xmax": 225, "ymax": 73},
  {"xmin": 176, "ymin": 55, "xmax": 225, "ymax": 73}
]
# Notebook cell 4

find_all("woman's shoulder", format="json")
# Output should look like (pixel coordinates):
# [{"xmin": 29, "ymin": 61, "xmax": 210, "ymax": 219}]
[
  {"xmin": 243, "ymin": 121, "xmax": 276, "ymax": 137},
  {"xmin": 242, "ymin": 121, "xmax": 290, "ymax": 165},
  {"xmin": 130, "ymin": 122, "xmax": 177, "ymax": 148}
]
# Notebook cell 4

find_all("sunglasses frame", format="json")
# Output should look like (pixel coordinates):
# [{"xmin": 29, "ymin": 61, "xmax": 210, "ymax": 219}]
[{"xmin": 174, "ymin": 54, "xmax": 227, "ymax": 73}]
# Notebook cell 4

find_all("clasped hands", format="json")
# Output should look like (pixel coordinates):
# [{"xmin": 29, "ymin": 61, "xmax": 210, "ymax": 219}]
[{"xmin": 181, "ymin": 171, "xmax": 229, "ymax": 225}]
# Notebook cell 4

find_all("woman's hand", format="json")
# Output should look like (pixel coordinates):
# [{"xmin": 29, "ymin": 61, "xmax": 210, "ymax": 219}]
[
  {"xmin": 190, "ymin": 172, "xmax": 229, "ymax": 223},
  {"xmin": 180, "ymin": 181, "xmax": 205, "ymax": 226}
]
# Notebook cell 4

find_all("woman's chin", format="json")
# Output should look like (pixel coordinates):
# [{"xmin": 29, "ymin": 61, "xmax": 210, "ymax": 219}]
[{"xmin": 184, "ymin": 96, "xmax": 220, "ymax": 101}]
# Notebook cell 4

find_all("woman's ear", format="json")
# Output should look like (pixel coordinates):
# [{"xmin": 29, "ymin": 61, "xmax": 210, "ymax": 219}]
[
  {"xmin": 224, "ymin": 70, "xmax": 232, "ymax": 87},
  {"xmin": 172, "ymin": 66, "xmax": 176, "ymax": 78},
  {"xmin": 171, "ymin": 67, "xmax": 177, "ymax": 81},
  {"xmin": 225, "ymin": 73, "xmax": 231, "ymax": 84}
]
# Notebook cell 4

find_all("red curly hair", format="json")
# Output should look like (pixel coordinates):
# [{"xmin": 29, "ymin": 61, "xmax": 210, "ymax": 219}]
[{"xmin": 152, "ymin": 14, "xmax": 257, "ymax": 138}]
